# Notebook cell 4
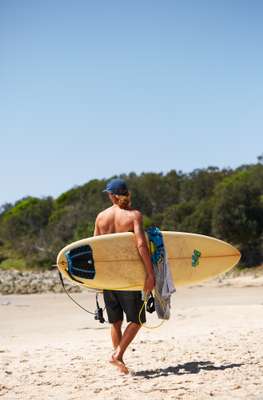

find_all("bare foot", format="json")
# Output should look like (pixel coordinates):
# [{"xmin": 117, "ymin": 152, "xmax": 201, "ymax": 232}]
[{"xmin": 109, "ymin": 354, "xmax": 129, "ymax": 374}]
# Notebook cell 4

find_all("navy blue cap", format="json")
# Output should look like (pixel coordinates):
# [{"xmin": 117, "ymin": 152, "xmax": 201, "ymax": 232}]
[{"xmin": 103, "ymin": 179, "xmax": 129, "ymax": 195}]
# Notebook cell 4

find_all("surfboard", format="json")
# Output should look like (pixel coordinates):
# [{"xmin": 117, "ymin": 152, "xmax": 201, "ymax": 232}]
[{"xmin": 56, "ymin": 231, "xmax": 241, "ymax": 290}]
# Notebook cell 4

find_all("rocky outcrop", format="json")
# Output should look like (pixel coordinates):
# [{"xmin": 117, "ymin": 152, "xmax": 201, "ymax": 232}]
[{"xmin": 0, "ymin": 269, "xmax": 81, "ymax": 295}]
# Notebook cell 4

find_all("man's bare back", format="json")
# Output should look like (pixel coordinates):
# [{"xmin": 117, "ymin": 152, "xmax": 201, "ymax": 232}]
[{"xmin": 94, "ymin": 204, "xmax": 140, "ymax": 235}]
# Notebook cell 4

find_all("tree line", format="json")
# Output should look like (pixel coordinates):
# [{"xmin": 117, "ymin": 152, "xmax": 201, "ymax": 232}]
[{"xmin": 0, "ymin": 161, "xmax": 262, "ymax": 269}]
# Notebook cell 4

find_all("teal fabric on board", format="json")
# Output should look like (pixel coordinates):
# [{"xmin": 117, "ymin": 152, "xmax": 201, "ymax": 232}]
[{"xmin": 147, "ymin": 227, "xmax": 176, "ymax": 320}]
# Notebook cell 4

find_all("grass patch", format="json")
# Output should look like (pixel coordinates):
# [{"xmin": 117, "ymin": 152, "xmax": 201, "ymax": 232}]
[{"xmin": 0, "ymin": 258, "xmax": 28, "ymax": 271}]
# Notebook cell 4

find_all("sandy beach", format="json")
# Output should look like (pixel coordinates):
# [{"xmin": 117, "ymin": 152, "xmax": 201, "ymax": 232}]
[{"xmin": 1, "ymin": 283, "xmax": 263, "ymax": 400}]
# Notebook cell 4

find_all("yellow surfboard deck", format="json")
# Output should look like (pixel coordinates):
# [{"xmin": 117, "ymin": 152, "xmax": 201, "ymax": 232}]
[{"xmin": 57, "ymin": 231, "xmax": 241, "ymax": 290}]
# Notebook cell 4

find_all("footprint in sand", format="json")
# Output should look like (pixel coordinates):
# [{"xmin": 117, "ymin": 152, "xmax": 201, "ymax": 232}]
[
  {"xmin": 0, "ymin": 385, "xmax": 11, "ymax": 396},
  {"xmin": 71, "ymin": 356, "xmax": 82, "ymax": 361},
  {"xmin": 37, "ymin": 370, "xmax": 47, "ymax": 374}
]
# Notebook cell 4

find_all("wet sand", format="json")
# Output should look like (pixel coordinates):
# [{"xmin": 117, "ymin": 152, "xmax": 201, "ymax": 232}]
[{"xmin": 1, "ymin": 285, "xmax": 263, "ymax": 399}]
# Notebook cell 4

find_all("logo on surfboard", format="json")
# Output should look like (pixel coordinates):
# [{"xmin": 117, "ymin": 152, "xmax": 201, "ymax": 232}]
[{"xmin": 192, "ymin": 249, "xmax": 201, "ymax": 267}]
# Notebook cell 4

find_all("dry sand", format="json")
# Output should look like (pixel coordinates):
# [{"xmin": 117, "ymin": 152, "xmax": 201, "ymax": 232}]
[{"xmin": 1, "ymin": 282, "xmax": 263, "ymax": 400}]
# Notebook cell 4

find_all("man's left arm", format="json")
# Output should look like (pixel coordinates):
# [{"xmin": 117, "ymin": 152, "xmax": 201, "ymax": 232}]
[{"xmin": 133, "ymin": 211, "xmax": 155, "ymax": 293}]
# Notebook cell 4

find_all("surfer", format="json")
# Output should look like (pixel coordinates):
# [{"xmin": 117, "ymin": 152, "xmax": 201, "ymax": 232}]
[{"xmin": 94, "ymin": 178, "xmax": 155, "ymax": 374}]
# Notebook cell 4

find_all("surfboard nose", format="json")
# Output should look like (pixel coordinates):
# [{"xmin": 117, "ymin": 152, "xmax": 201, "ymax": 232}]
[
  {"xmin": 227, "ymin": 242, "xmax": 241, "ymax": 264},
  {"xmin": 233, "ymin": 246, "xmax": 241, "ymax": 264}
]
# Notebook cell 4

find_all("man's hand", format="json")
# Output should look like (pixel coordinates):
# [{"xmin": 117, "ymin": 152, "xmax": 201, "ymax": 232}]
[{"xmin": 143, "ymin": 273, "xmax": 155, "ymax": 294}]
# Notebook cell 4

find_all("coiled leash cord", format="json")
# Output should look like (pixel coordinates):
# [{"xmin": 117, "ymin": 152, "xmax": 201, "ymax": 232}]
[{"xmin": 138, "ymin": 291, "xmax": 166, "ymax": 329}]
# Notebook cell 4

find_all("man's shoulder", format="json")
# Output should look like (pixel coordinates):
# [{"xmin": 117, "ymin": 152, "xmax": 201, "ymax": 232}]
[
  {"xmin": 131, "ymin": 209, "xmax": 142, "ymax": 221},
  {"xmin": 96, "ymin": 207, "xmax": 112, "ymax": 219}
]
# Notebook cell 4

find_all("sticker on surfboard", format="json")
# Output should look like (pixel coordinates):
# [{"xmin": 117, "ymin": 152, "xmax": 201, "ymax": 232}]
[{"xmin": 192, "ymin": 249, "xmax": 201, "ymax": 267}]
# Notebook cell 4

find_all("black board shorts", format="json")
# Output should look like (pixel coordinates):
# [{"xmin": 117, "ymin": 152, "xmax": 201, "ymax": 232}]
[{"xmin": 103, "ymin": 290, "xmax": 146, "ymax": 324}]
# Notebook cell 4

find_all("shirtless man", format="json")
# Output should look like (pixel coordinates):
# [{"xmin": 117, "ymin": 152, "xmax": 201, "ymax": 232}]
[{"xmin": 94, "ymin": 178, "xmax": 155, "ymax": 374}]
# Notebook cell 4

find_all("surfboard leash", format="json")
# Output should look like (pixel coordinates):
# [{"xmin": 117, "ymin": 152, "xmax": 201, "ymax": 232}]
[
  {"xmin": 139, "ymin": 292, "xmax": 166, "ymax": 330},
  {"xmin": 58, "ymin": 270, "xmax": 165, "ymax": 328},
  {"xmin": 58, "ymin": 271, "xmax": 107, "ymax": 323}
]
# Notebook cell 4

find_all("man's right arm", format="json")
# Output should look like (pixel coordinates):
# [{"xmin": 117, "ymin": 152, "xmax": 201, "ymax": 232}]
[{"xmin": 133, "ymin": 211, "xmax": 155, "ymax": 293}]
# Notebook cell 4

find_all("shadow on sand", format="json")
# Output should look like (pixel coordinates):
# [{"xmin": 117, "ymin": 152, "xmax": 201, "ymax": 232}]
[{"xmin": 134, "ymin": 361, "xmax": 243, "ymax": 379}]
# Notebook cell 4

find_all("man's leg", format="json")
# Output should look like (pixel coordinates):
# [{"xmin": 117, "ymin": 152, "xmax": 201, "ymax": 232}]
[
  {"xmin": 111, "ymin": 320, "xmax": 123, "ymax": 349},
  {"xmin": 106, "ymin": 291, "xmax": 144, "ymax": 374},
  {"xmin": 103, "ymin": 290, "xmax": 123, "ymax": 350},
  {"xmin": 111, "ymin": 322, "xmax": 141, "ymax": 373}
]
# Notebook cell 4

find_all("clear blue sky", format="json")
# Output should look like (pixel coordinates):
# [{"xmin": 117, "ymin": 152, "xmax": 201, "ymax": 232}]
[{"xmin": 1, "ymin": 0, "xmax": 262, "ymax": 206}]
